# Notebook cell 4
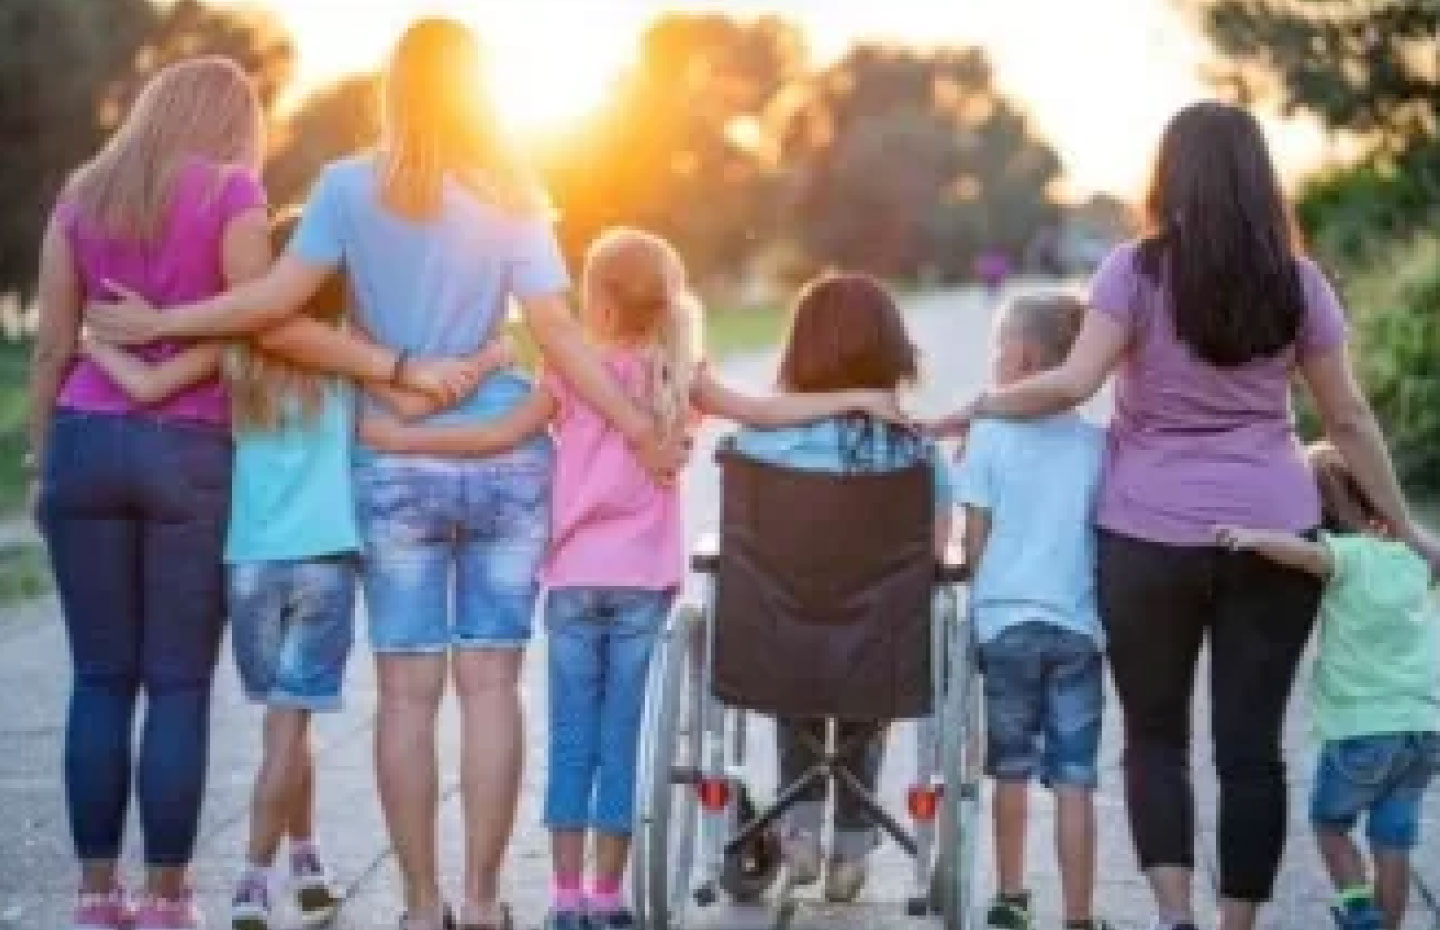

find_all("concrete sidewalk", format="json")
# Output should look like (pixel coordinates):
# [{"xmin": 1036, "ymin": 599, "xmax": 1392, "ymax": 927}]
[{"xmin": 2, "ymin": 285, "xmax": 1437, "ymax": 929}]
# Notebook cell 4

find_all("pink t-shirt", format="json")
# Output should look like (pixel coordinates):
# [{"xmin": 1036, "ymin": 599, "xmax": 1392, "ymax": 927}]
[
  {"xmin": 56, "ymin": 158, "xmax": 267, "ymax": 427},
  {"xmin": 540, "ymin": 351, "xmax": 683, "ymax": 591},
  {"xmin": 1091, "ymin": 241, "xmax": 1349, "ymax": 546}
]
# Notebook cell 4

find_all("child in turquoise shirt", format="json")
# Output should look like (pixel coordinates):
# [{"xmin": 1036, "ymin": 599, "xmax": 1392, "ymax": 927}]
[{"xmin": 1216, "ymin": 443, "xmax": 1439, "ymax": 930}]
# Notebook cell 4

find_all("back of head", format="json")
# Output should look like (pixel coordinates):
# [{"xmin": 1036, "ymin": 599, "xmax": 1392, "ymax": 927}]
[
  {"xmin": 1138, "ymin": 101, "xmax": 1306, "ymax": 368},
  {"xmin": 1001, "ymin": 292, "xmax": 1086, "ymax": 371},
  {"xmin": 380, "ymin": 17, "xmax": 544, "ymax": 219},
  {"xmin": 779, "ymin": 273, "xmax": 918, "ymax": 393},
  {"xmin": 70, "ymin": 56, "xmax": 262, "ymax": 242},
  {"xmin": 1308, "ymin": 441, "xmax": 1382, "ymax": 535},
  {"xmin": 229, "ymin": 207, "xmax": 346, "ymax": 431},
  {"xmin": 583, "ymin": 227, "xmax": 699, "ymax": 433}
]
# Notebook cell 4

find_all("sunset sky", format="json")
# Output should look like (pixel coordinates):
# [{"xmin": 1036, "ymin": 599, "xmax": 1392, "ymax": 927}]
[{"xmin": 259, "ymin": 0, "xmax": 1336, "ymax": 199}]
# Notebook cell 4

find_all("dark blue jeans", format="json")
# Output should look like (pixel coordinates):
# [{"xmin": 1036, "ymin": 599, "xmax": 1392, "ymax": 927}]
[{"xmin": 39, "ymin": 410, "xmax": 231, "ymax": 867}]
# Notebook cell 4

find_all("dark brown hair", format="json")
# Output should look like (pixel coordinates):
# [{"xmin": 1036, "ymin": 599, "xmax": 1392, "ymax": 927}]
[
  {"xmin": 1001, "ymin": 292, "xmax": 1086, "ymax": 369},
  {"xmin": 1137, "ymin": 101, "xmax": 1306, "ymax": 368},
  {"xmin": 778, "ymin": 273, "xmax": 918, "ymax": 393},
  {"xmin": 1308, "ymin": 442, "xmax": 1382, "ymax": 534}
]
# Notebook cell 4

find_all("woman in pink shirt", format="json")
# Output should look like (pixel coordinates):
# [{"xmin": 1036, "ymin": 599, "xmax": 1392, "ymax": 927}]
[{"xmin": 934, "ymin": 102, "xmax": 1440, "ymax": 930}]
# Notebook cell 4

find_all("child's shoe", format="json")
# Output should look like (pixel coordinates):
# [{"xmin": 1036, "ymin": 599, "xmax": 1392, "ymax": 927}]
[
  {"xmin": 71, "ymin": 888, "xmax": 132, "ymax": 930},
  {"xmin": 290, "ymin": 844, "xmax": 341, "ymax": 926},
  {"xmin": 230, "ymin": 872, "xmax": 271, "ymax": 930},
  {"xmin": 823, "ymin": 857, "xmax": 867, "ymax": 903},
  {"xmin": 133, "ymin": 891, "xmax": 203, "ymax": 930},
  {"xmin": 541, "ymin": 910, "xmax": 589, "ymax": 930},
  {"xmin": 984, "ymin": 891, "xmax": 1032, "ymax": 930},
  {"xmin": 1331, "ymin": 893, "xmax": 1385, "ymax": 930},
  {"xmin": 780, "ymin": 830, "xmax": 822, "ymax": 889},
  {"xmin": 586, "ymin": 907, "xmax": 635, "ymax": 929}
]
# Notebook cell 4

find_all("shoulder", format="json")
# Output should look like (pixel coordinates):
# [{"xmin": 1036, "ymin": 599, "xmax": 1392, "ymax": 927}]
[{"xmin": 310, "ymin": 154, "xmax": 376, "ymax": 199}]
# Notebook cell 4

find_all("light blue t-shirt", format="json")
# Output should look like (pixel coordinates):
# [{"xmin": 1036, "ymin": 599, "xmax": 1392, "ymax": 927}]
[
  {"xmin": 289, "ymin": 155, "xmax": 569, "ymax": 444},
  {"xmin": 732, "ymin": 418, "xmax": 953, "ymax": 508},
  {"xmin": 225, "ymin": 381, "xmax": 360, "ymax": 564},
  {"xmin": 954, "ymin": 415, "xmax": 1105, "ymax": 644}
]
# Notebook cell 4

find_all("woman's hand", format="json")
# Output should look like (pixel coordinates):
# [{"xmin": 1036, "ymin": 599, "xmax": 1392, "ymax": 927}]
[
  {"xmin": 926, "ymin": 394, "xmax": 985, "ymax": 438},
  {"xmin": 475, "ymin": 333, "xmax": 517, "ymax": 373},
  {"xmin": 628, "ymin": 423, "xmax": 691, "ymax": 485},
  {"xmin": 851, "ymin": 390, "xmax": 910, "ymax": 425},
  {"xmin": 86, "ymin": 282, "xmax": 167, "ymax": 346},
  {"xmin": 401, "ymin": 355, "xmax": 485, "ymax": 405},
  {"xmin": 1213, "ymin": 525, "xmax": 1261, "ymax": 552}
]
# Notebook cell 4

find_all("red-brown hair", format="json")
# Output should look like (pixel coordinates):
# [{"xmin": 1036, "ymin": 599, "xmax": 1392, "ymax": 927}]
[{"xmin": 777, "ymin": 273, "xmax": 918, "ymax": 393}]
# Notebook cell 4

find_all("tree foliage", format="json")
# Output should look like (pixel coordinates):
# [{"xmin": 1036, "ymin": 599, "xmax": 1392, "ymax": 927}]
[{"xmin": 266, "ymin": 74, "xmax": 382, "ymax": 209}]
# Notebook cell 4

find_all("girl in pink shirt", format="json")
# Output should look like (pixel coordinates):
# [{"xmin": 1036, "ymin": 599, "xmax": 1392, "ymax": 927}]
[{"xmin": 362, "ymin": 227, "xmax": 897, "ymax": 929}]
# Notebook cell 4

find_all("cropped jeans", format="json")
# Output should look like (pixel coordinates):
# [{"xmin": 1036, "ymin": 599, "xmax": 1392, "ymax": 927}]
[{"xmin": 39, "ymin": 410, "xmax": 231, "ymax": 867}]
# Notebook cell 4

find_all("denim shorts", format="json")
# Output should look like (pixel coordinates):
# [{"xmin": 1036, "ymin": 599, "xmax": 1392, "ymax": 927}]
[
  {"xmin": 544, "ymin": 587, "xmax": 672, "ymax": 834},
  {"xmin": 355, "ymin": 452, "xmax": 551, "ymax": 653},
  {"xmin": 1311, "ymin": 731, "xmax": 1440, "ymax": 850},
  {"xmin": 979, "ymin": 622, "xmax": 1104, "ymax": 789},
  {"xmin": 229, "ymin": 556, "xmax": 357, "ymax": 711}
]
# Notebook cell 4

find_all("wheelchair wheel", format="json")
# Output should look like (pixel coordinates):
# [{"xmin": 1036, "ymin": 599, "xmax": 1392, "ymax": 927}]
[
  {"xmin": 634, "ymin": 609, "xmax": 703, "ymax": 930},
  {"xmin": 717, "ymin": 782, "xmax": 782, "ymax": 903},
  {"xmin": 935, "ymin": 627, "xmax": 982, "ymax": 930}
]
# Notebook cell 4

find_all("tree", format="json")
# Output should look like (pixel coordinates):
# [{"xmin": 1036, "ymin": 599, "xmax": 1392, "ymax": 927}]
[
  {"xmin": 778, "ymin": 44, "xmax": 1062, "ymax": 280},
  {"xmin": 266, "ymin": 74, "xmax": 382, "ymax": 208}
]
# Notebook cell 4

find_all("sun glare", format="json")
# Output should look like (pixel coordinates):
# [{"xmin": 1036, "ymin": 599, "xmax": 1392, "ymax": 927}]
[{"xmin": 485, "ymin": 30, "xmax": 630, "ymax": 139}]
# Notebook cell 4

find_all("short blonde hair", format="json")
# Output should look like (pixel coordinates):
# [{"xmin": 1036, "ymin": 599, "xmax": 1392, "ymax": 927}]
[
  {"xmin": 999, "ymin": 292, "xmax": 1087, "ymax": 369},
  {"xmin": 69, "ymin": 57, "xmax": 262, "ymax": 242},
  {"xmin": 379, "ymin": 18, "xmax": 545, "ymax": 219},
  {"xmin": 583, "ymin": 228, "xmax": 700, "ymax": 434}
]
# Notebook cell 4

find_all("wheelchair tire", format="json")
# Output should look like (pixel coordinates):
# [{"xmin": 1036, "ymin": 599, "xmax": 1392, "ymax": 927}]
[
  {"xmin": 936, "ymin": 620, "xmax": 983, "ymax": 930},
  {"xmin": 717, "ymin": 783, "xmax": 782, "ymax": 903},
  {"xmin": 634, "ymin": 608, "xmax": 703, "ymax": 930}
]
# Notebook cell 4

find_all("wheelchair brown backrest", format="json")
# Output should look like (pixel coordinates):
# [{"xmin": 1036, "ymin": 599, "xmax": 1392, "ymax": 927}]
[{"xmin": 711, "ymin": 447, "xmax": 935, "ymax": 720}]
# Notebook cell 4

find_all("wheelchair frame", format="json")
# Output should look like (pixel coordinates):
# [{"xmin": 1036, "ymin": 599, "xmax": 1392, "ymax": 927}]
[{"xmin": 631, "ymin": 542, "xmax": 982, "ymax": 930}]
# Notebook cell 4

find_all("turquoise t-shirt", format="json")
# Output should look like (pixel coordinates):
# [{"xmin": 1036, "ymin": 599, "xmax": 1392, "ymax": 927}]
[
  {"xmin": 224, "ymin": 381, "xmax": 360, "ymax": 563},
  {"xmin": 1313, "ymin": 533, "xmax": 1440, "ymax": 742},
  {"xmin": 731, "ymin": 417, "xmax": 952, "ymax": 507},
  {"xmin": 953, "ymin": 415, "xmax": 1105, "ymax": 644},
  {"xmin": 289, "ymin": 155, "xmax": 568, "ymax": 452}
]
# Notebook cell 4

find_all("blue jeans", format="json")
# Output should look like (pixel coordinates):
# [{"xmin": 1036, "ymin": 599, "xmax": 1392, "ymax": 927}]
[
  {"xmin": 39, "ymin": 410, "xmax": 230, "ymax": 866},
  {"xmin": 354, "ymin": 452, "xmax": 550, "ymax": 652},
  {"xmin": 979, "ymin": 622, "xmax": 1104, "ymax": 789},
  {"xmin": 229, "ymin": 556, "xmax": 357, "ymax": 711},
  {"xmin": 544, "ymin": 587, "xmax": 672, "ymax": 835},
  {"xmin": 1312, "ymin": 732, "xmax": 1440, "ymax": 850}
]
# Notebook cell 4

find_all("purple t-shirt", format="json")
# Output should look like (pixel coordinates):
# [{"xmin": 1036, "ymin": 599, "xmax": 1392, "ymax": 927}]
[
  {"xmin": 1091, "ymin": 241, "xmax": 1348, "ymax": 546},
  {"xmin": 56, "ymin": 158, "xmax": 267, "ymax": 427}
]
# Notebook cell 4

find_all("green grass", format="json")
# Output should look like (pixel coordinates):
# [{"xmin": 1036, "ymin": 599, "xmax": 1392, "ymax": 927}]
[
  {"xmin": 704, "ymin": 304, "xmax": 787, "ymax": 358},
  {"xmin": 0, "ymin": 340, "xmax": 28, "ymax": 517},
  {"xmin": 0, "ymin": 541, "xmax": 49, "ymax": 607}
]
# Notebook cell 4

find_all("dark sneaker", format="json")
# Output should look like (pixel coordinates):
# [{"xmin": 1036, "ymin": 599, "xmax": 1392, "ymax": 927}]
[
  {"xmin": 542, "ymin": 911, "xmax": 590, "ymax": 930},
  {"xmin": 588, "ymin": 908, "xmax": 636, "ymax": 929},
  {"xmin": 1332, "ymin": 897, "xmax": 1385, "ymax": 930},
  {"xmin": 984, "ymin": 893, "xmax": 1033, "ymax": 930},
  {"xmin": 290, "ymin": 848, "xmax": 341, "ymax": 927}
]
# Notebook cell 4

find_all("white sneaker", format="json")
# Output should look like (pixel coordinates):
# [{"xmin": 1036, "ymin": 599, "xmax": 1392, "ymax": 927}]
[
  {"xmin": 290, "ymin": 846, "xmax": 341, "ymax": 927},
  {"xmin": 823, "ymin": 858, "xmax": 867, "ymax": 903},
  {"xmin": 230, "ymin": 872, "xmax": 271, "ymax": 930},
  {"xmin": 780, "ymin": 832, "xmax": 822, "ymax": 889}
]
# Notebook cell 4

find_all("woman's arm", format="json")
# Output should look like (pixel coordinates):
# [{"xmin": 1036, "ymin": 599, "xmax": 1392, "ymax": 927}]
[
  {"xmin": 691, "ymin": 366, "xmax": 905, "ymax": 426},
  {"xmin": 81, "ymin": 338, "xmax": 221, "ymax": 406},
  {"xmin": 366, "ymin": 337, "xmax": 515, "ymax": 420},
  {"xmin": 29, "ymin": 214, "xmax": 82, "ymax": 471},
  {"xmin": 932, "ymin": 310, "xmax": 1127, "ymax": 436},
  {"xmin": 1214, "ymin": 525, "xmax": 1334, "ymax": 578},
  {"xmin": 1299, "ymin": 346, "xmax": 1440, "ymax": 567},
  {"xmin": 520, "ymin": 293, "xmax": 684, "ymax": 476},
  {"xmin": 360, "ymin": 389, "xmax": 557, "ymax": 457}
]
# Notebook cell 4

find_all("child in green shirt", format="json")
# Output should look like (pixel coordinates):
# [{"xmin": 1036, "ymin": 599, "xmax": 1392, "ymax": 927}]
[{"xmin": 1215, "ymin": 442, "xmax": 1438, "ymax": 930}]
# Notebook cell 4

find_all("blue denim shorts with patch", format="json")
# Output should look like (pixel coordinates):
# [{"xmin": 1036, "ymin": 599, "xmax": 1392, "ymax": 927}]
[
  {"xmin": 355, "ymin": 451, "xmax": 551, "ymax": 653},
  {"xmin": 229, "ymin": 555, "xmax": 357, "ymax": 711},
  {"xmin": 979, "ymin": 622, "xmax": 1104, "ymax": 789},
  {"xmin": 1311, "ymin": 731, "xmax": 1440, "ymax": 850}
]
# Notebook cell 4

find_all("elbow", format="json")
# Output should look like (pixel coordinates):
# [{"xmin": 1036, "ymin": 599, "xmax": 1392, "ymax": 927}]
[{"xmin": 1320, "ymin": 398, "xmax": 1376, "ymax": 444}]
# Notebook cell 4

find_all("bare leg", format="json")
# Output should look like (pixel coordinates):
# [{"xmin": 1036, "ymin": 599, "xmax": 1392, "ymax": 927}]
[
  {"xmin": 1318, "ymin": 828, "xmax": 1369, "ymax": 895},
  {"xmin": 595, "ymin": 833, "xmax": 631, "ymax": 887},
  {"xmin": 247, "ymin": 709, "xmax": 309, "ymax": 867},
  {"xmin": 1217, "ymin": 898, "xmax": 1258, "ymax": 930},
  {"xmin": 454, "ymin": 648, "xmax": 525, "ymax": 924},
  {"xmin": 1055, "ymin": 786, "xmax": 1095, "ymax": 924},
  {"xmin": 376, "ymin": 654, "xmax": 447, "ymax": 926},
  {"xmin": 551, "ymin": 830, "xmax": 586, "ymax": 884},
  {"xmin": 80, "ymin": 861, "xmax": 120, "ymax": 895},
  {"xmin": 143, "ymin": 866, "xmax": 189, "ymax": 899},
  {"xmin": 993, "ymin": 780, "xmax": 1028, "ymax": 897},
  {"xmin": 1147, "ymin": 866, "xmax": 1195, "ymax": 927},
  {"xmin": 1373, "ymin": 849, "xmax": 1409, "ymax": 929},
  {"xmin": 287, "ymin": 727, "xmax": 316, "ymax": 844}
]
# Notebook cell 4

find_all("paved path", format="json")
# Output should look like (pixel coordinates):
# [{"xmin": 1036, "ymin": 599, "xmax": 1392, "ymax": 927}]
[{"xmin": 2, "ymin": 285, "xmax": 1437, "ymax": 930}]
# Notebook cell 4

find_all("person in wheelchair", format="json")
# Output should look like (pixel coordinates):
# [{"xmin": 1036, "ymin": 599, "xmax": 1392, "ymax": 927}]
[{"xmin": 729, "ymin": 273, "xmax": 954, "ymax": 903}]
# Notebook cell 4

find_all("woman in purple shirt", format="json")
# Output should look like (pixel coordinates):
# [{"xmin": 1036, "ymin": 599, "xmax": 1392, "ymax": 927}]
[{"xmin": 938, "ymin": 102, "xmax": 1440, "ymax": 930}]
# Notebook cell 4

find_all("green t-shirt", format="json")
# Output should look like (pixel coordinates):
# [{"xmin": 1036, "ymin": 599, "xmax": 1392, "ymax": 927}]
[
  {"xmin": 224, "ymin": 381, "xmax": 360, "ymax": 564},
  {"xmin": 1312, "ymin": 532, "xmax": 1440, "ymax": 742}
]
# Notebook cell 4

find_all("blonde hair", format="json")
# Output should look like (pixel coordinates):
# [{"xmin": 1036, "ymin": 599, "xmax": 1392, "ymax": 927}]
[
  {"xmin": 583, "ymin": 228, "xmax": 701, "ymax": 433},
  {"xmin": 227, "ymin": 209, "xmax": 346, "ymax": 431},
  {"xmin": 1000, "ymin": 292, "xmax": 1087, "ymax": 369},
  {"xmin": 69, "ymin": 57, "xmax": 262, "ymax": 242},
  {"xmin": 380, "ymin": 18, "xmax": 545, "ymax": 218}
]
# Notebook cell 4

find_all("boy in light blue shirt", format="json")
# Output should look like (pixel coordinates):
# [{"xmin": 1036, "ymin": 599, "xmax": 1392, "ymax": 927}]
[{"xmin": 952, "ymin": 294, "xmax": 1111, "ymax": 930}]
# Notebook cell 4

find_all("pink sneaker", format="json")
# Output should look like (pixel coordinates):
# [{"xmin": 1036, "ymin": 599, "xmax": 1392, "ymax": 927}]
[
  {"xmin": 71, "ymin": 889, "xmax": 132, "ymax": 930},
  {"xmin": 132, "ymin": 892, "xmax": 203, "ymax": 930}
]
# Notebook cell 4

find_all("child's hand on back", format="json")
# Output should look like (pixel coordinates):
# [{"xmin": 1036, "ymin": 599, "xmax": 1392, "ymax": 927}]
[
  {"xmin": 474, "ymin": 333, "xmax": 517, "ymax": 376},
  {"xmin": 852, "ymin": 389, "xmax": 908, "ymax": 425},
  {"xmin": 1214, "ymin": 525, "xmax": 1260, "ymax": 552},
  {"xmin": 359, "ymin": 414, "xmax": 410, "ymax": 453}
]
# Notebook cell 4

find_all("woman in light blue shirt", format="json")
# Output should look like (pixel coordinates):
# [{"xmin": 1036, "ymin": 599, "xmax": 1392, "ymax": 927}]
[
  {"xmin": 732, "ymin": 274, "xmax": 952, "ymax": 903},
  {"xmin": 87, "ymin": 19, "xmax": 678, "ymax": 930}
]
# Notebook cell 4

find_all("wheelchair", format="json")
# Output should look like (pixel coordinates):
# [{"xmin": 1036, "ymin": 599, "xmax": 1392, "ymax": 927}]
[{"xmin": 631, "ymin": 442, "xmax": 983, "ymax": 929}]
